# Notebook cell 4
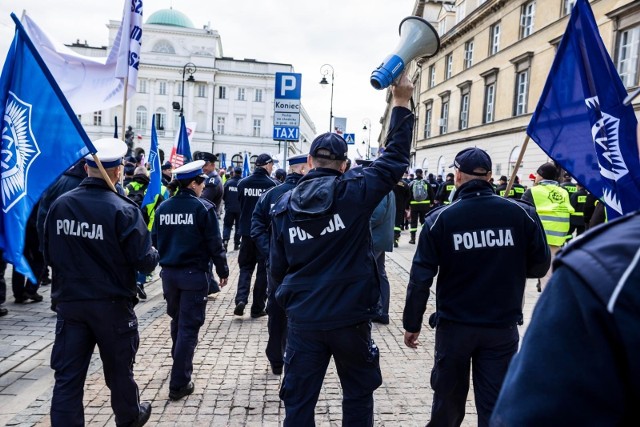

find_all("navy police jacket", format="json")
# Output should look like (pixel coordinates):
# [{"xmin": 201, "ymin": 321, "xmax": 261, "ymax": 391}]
[
  {"xmin": 269, "ymin": 106, "xmax": 414, "ymax": 330},
  {"xmin": 238, "ymin": 168, "xmax": 277, "ymax": 236},
  {"xmin": 201, "ymin": 170, "xmax": 223, "ymax": 213},
  {"xmin": 152, "ymin": 188, "xmax": 229, "ymax": 278},
  {"xmin": 491, "ymin": 211, "xmax": 640, "ymax": 426},
  {"xmin": 44, "ymin": 178, "xmax": 159, "ymax": 302},
  {"xmin": 251, "ymin": 173, "xmax": 304, "ymax": 260},
  {"xmin": 403, "ymin": 179, "xmax": 550, "ymax": 332},
  {"xmin": 223, "ymin": 175, "xmax": 241, "ymax": 213}
]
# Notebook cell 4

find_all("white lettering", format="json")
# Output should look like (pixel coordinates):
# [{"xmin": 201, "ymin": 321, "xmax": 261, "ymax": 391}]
[
  {"xmin": 244, "ymin": 188, "xmax": 265, "ymax": 197},
  {"xmin": 55, "ymin": 218, "xmax": 103, "ymax": 240},
  {"xmin": 453, "ymin": 234, "xmax": 463, "ymax": 251},
  {"xmin": 159, "ymin": 213, "xmax": 194, "ymax": 226},
  {"xmin": 452, "ymin": 229, "xmax": 515, "ymax": 251}
]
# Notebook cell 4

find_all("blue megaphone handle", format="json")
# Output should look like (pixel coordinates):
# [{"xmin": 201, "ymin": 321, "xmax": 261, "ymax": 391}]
[{"xmin": 370, "ymin": 54, "xmax": 405, "ymax": 90}]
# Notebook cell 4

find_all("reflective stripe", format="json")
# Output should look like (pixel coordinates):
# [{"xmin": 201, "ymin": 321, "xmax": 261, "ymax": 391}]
[
  {"xmin": 410, "ymin": 201, "xmax": 431, "ymax": 205},
  {"xmin": 571, "ymin": 212, "xmax": 584, "ymax": 217},
  {"xmin": 409, "ymin": 228, "xmax": 418, "ymax": 232},
  {"xmin": 394, "ymin": 227, "xmax": 402, "ymax": 231},
  {"xmin": 546, "ymin": 230, "xmax": 568, "ymax": 237},
  {"xmin": 538, "ymin": 215, "xmax": 570, "ymax": 223}
]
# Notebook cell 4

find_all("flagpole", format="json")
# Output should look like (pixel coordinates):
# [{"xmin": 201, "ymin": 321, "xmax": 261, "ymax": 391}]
[
  {"xmin": 503, "ymin": 135, "xmax": 530, "ymax": 198},
  {"xmin": 121, "ymin": 73, "xmax": 129, "ymax": 141},
  {"xmin": 91, "ymin": 154, "xmax": 118, "ymax": 193}
]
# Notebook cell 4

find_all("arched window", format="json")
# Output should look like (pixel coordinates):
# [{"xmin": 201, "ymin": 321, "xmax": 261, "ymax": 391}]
[
  {"xmin": 135, "ymin": 106, "xmax": 147, "ymax": 131},
  {"xmin": 231, "ymin": 154, "xmax": 243, "ymax": 168},
  {"xmin": 421, "ymin": 158, "xmax": 429, "ymax": 171},
  {"xmin": 437, "ymin": 156, "xmax": 447, "ymax": 176},
  {"xmin": 509, "ymin": 146, "xmax": 521, "ymax": 175},
  {"xmin": 151, "ymin": 40, "xmax": 175, "ymax": 54},
  {"xmin": 250, "ymin": 155, "xmax": 258, "ymax": 170}
]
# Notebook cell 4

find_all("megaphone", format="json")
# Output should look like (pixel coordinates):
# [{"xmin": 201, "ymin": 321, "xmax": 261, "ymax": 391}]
[{"xmin": 370, "ymin": 16, "xmax": 440, "ymax": 90}]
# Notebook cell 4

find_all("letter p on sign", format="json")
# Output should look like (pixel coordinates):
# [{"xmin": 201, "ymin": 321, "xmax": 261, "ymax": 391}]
[{"xmin": 275, "ymin": 72, "xmax": 302, "ymax": 100}]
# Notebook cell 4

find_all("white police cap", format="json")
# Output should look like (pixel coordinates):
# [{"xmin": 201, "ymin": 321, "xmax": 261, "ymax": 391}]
[
  {"xmin": 85, "ymin": 138, "xmax": 127, "ymax": 169},
  {"xmin": 173, "ymin": 160, "xmax": 208, "ymax": 180},
  {"xmin": 288, "ymin": 154, "xmax": 308, "ymax": 166}
]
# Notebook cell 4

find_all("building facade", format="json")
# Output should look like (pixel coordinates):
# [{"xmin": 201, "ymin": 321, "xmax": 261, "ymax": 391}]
[
  {"xmin": 381, "ymin": 0, "xmax": 639, "ymax": 182},
  {"xmin": 73, "ymin": 8, "xmax": 316, "ymax": 169}
]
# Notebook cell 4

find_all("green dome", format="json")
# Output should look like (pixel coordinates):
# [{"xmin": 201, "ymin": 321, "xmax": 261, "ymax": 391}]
[{"xmin": 146, "ymin": 8, "xmax": 195, "ymax": 28}]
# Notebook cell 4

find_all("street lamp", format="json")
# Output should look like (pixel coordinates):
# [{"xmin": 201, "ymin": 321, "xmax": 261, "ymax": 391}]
[
  {"xmin": 177, "ymin": 62, "xmax": 197, "ymax": 117},
  {"xmin": 362, "ymin": 118, "xmax": 372, "ymax": 159},
  {"xmin": 319, "ymin": 64, "xmax": 335, "ymax": 132}
]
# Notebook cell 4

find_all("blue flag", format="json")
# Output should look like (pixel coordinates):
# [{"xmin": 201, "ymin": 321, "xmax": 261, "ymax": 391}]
[
  {"xmin": 0, "ymin": 14, "xmax": 95, "ymax": 282},
  {"xmin": 141, "ymin": 116, "xmax": 161, "ymax": 209},
  {"xmin": 176, "ymin": 116, "xmax": 192, "ymax": 165},
  {"xmin": 526, "ymin": 0, "xmax": 640, "ymax": 219},
  {"xmin": 221, "ymin": 153, "xmax": 227, "ymax": 170},
  {"xmin": 242, "ymin": 152, "xmax": 250, "ymax": 178}
]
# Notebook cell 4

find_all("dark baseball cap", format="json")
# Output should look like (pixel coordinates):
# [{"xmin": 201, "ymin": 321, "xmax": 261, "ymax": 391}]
[
  {"xmin": 450, "ymin": 147, "xmax": 492, "ymax": 176},
  {"xmin": 255, "ymin": 153, "xmax": 273, "ymax": 166},
  {"xmin": 233, "ymin": 166, "xmax": 242, "ymax": 175},
  {"xmin": 161, "ymin": 161, "xmax": 172, "ymax": 171},
  {"xmin": 193, "ymin": 151, "xmax": 217, "ymax": 163},
  {"xmin": 309, "ymin": 133, "xmax": 348, "ymax": 161}
]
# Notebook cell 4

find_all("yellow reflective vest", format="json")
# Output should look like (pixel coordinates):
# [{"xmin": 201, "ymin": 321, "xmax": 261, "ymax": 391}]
[{"xmin": 531, "ymin": 184, "xmax": 574, "ymax": 246}]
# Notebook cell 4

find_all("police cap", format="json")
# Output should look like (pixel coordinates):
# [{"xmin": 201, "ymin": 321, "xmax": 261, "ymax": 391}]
[
  {"xmin": 450, "ymin": 147, "xmax": 492, "ymax": 176},
  {"xmin": 255, "ymin": 153, "xmax": 273, "ymax": 166},
  {"xmin": 309, "ymin": 133, "xmax": 348, "ymax": 160},
  {"xmin": 288, "ymin": 154, "xmax": 308, "ymax": 166},
  {"xmin": 85, "ymin": 138, "xmax": 127, "ymax": 169},
  {"xmin": 233, "ymin": 166, "xmax": 243, "ymax": 175},
  {"xmin": 173, "ymin": 160, "xmax": 208, "ymax": 180},
  {"xmin": 193, "ymin": 151, "xmax": 217, "ymax": 163}
]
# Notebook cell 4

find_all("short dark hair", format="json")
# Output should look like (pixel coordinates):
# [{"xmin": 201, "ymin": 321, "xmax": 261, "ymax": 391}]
[
  {"xmin": 178, "ymin": 175, "xmax": 205, "ymax": 189},
  {"xmin": 311, "ymin": 148, "xmax": 345, "ymax": 170}
]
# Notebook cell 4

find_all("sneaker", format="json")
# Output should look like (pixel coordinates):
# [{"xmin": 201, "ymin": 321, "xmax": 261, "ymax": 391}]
[
  {"xmin": 251, "ymin": 310, "xmax": 267, "ymax": 319},
  {"xmin": 271, "ymin": 364, "xmax": 283, "ymax": 375},
  {"xmin": 130, "ymin": 401, "xmax": 152, "ymax": 427},
  {"xmin": 234, "ymin": 302, "xmax": 246, "ymax": 316},
  {"xmin": 0, "ymin": 307, "xmax": 8, "ymax": 317},
  {"xmin": 136, "ymin": 284, "xmax": 147, "ymax": 300},
  {"xmin": 24, "ymin": 292, "xmax": 43, "ymax": 302},
  {"xmin": 169, "ymin": 381, "xmax": 194, "ymax": 401}
]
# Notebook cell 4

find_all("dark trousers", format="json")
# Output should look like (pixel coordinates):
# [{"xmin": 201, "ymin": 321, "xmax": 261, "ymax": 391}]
[
  {"xmin": 12, "ymin": 222, "xmax": 44, "ymax": 298},
  {"xmin": 280, "ymin": 322, "xmax": 382, "ymax": 427},
  {"xmin": 428, "ymin": 321, "xmax": 519, "ymax": 427},
  {"xmin": 51, "ymin": 300, "xmax": 141, "ymax": 427},
  {"xmin": 161, "ymin": 268, "xmax": 209, "ymax": 390},
  {"xmin": 266, "ymin": 274, "xmax": 287, "ymax": 369},
  {"xmin": 375, "ymin": 252, "xmax": 390, "ymax": 320},
  {"xmin": 0, "ymin": 256, "xmax": 6, "ymax": 304},
  {"xmin": 235, "ymin": 236, "xmax": 267, "ymax": 314},
  {"xmin": 222, "ymin": 211, "xmax": 241, "ymax": 244},
  {"xmin": 410, "ymin": 204, "xmax": 430, "ymax": 233}
]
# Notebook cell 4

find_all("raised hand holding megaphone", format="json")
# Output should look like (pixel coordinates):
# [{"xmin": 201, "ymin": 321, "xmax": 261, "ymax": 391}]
[{"xmin": 370, "ymin": 16, "xmax": 441, "ymax": 90}]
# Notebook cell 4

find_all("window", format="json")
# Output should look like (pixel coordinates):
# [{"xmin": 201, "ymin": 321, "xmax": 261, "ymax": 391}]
[
  {"xmin": 520, "ymin": 1, "xmax": 535, "ymax": 39},
  {"xmin": 439, "ymin": 92, "xmax": 450, "ymax": 135},
  {"xmin": 216, "ymin": 116, "xmax": 225, "ymax": 135},
  {"xmin": 158, "ymin": 81, "xmax": 167, "ymax": 95},
  {"xmin": 437, "ymin": 156, "xmax": 447, "ymax": 177},
  {"xmin": 424, "ymin": 102, "xmax": 433, "ymax": 138},
  {"xmin": 445, "ymin": 54, "xmax": 453, "ymax": 80},
  {"xmin": 489, "ymin": 23, "xmax": 501, "ymax": 55},
  {"xmin": 93, "ymin": 111, "xmax": 102, "ymax": 126},
  {"xmin": 176, "ymin": 84, "xmax": 183, "ymax": 97},
  {"xmin": 135, "ymin": 106, "xmax": 147, "ymax": 130},
  {"xmin": 481, "ymin": 68, "xmax": 499, "ymax": 124},
  {"xmin": 236, "ymin": 117, "xmax": 244, "ymax": 133},
  {"xmin": 464, "ymin": 40, "xmax": 474, "ymax": 69},
  {"xmin": 255, "ymin": 89, "xmax": 263, "ymax": 102},
  {"xmin": 173, "ymin": 112, "xmax": 180, "ymax": 130},
  {"xmin": 250, "ymin": 155, "xmax": 258, "ymax": 169},
  {"xmin": 458, "ymin": 81, "xmax": 472, "ymax": 130},
  {"xmin": 253, "ymin": 119, "xmax": 261, "ymax": 137},
  {"xmin": 456, "ymin": 1, "xmax": 466, "ymax": 23},
  {"xmin": 562, "ymin": 0, "xmax": 577, "ymax": 16},
  {"xmin": 439, "ymin": 19, "xmax": 447, "ymax": 36},
  {"xmin": 155, "ymin": 108, "xmax": 166, "ymax": 130},
  {"xmin": 508, "ymin": 146, "xmax": 521, "ymax": 175},
  {"xmin": 231, "ymin": 154, "xmax": 243, "ymax": 168},
  {"xmin": 218, "ymin": 86, "xmax": 226, "ymax": 99},
  {"xmin": 511, "ymin": 52, "xmax": 533, "ymax": 116},
  {"xmin": 237, "ymin": 88, "xmax": 245, "ymax": 101},
  {"xmin": 151, "ymin": 40, "xmax": 175, "ymax": 54},
  {"xmin": 138, "ymin": 79, "xmax": 147, "ymax": 93},
  {"xmin": 197, "ymin": 84, "xmax": 207, "ymax": 98},
  {"xmin": 617, "ymin": 26, "xmax": 640, "ymax": 88},
  {"xmin": 429, "ymin": 65, "xmax": 436, "ymax": 88}
]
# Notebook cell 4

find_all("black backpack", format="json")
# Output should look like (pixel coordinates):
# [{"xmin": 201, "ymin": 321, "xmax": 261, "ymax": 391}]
[{"xmin": 126, "ymin": 183, "xmax": 148, "ymax": 208}]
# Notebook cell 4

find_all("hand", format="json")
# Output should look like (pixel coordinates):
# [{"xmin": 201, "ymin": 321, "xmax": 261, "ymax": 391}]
[
  {"xmin": 219, "ymin": 277, "xmax": 228, "ymax": 288},
  {"xmin": 391, "ymin": 72, "xmax": 413, "ymax": 109},
  {"xmin": 404, "ymin": 331, "xmax": 421, "ymax": 348}
]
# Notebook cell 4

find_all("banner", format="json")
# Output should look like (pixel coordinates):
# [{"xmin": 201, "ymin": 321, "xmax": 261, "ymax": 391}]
[
  {"xmin": 141, "ymin": 116, "xmax": 161, "ymax": 208},
  {"xmin": 0, "ymin": 14, "xmax": 95, "ymax": 282},
  {"xmin": 333, "ymin": 117, "xmax": 347, "ymax": 135},
  {"xmin": 526, "ymin": 0, "xmax": 640, "ymax": 219},
  {"xmin": 170, "ymin": 117, "xmax": 194, "ymax": 168}
]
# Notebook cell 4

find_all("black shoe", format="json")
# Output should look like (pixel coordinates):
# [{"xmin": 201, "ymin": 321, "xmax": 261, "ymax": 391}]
[
  {"xmin": 136, "ymin": 284, "xmax": 147, "ymax": 300},
  {"xmin": 271, "ymin": 364, "xmax": 283, "ymax": 375},
  {"xmin": 14, "ymin": 296, "xmax": 26, "ymax": 304},
  {"xmin": 24, "ymin": 292, "xmax": 43, "ymax": 302},
  {"xmin": 222, "ymin": 240, "xmax": 229, "ymax": 252},
  {"xmin": 394, "ymin": 240, "xmax": 399, "ymax": 248},
  {"xmin": 372, "ymin": 316, "xmax": 390, "ymax": 325},
  {"xmin": 409, "ymin": 239, "xmax": 416, "ymax": 244},
  {"xmin": 130, "ymin": 401, "xmax": 152, "ymax": 427},
  {"xmin": 169, "ymin": 382, "xmax": 194, "ymax": 401},
  {"xmin": 251, "ymin": 310, "xmax": 267, "ymax": 319},
  {"xmin": 233, "ymin": 242, "xmax": 241, "ymax": 251},
  {"xmin": 0, "ymin": 307, "xmax": 8, "ymax": 317},
  {"xmin": 537, "ymin": 279, "xmax": 542, "ymax": 293},
  {"xmin": 234, "ymin": 302, "xmax": 246, "ymax": 316}
]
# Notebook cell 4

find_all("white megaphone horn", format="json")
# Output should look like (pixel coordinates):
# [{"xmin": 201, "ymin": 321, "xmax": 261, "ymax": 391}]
[{"xmin": 370, "ymin": 16, "xmax": 440, "ymax": 90}]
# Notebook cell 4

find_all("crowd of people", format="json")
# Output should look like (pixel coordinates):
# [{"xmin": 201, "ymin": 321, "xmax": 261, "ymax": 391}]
[{"xmin": 0, "ymin": 73, "xmax": 636, "ymax": 427}]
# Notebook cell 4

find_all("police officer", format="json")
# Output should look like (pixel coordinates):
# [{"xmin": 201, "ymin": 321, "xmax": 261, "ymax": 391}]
[
  {"xmin": 392, "ymin": 175, "xmax": 411, "ymax": 247},
  {"xmin": 152, "ymin": 160, "xmax": 229, "ymax": 401},
  {"xmin": 403, "ymin": 147, "xmax": 550, "ymax": 427},
  {"xmin": 522, "ymin": 162, "xmax": 574, "ymax": 291},
  {"xmin": 222, "ymin": 167, "xmax": 242, "ymax": 252},
  {"xmin": 194, "ymin": 152, "xmax": 223, "ymax": 215},
  {"xmin": 44, "ymin": 138, "xmax": 159, "ymax": 427},
  {"xmin": 569, "ymin": 183, "xmax": 588, "ymax": 236},
  {"xmin": 435, "ymin": 172, "xmax": 455, "ymax": 205},
  {"xmin": 251, "ymin": 153, "xmax": 308, "ymax": 375},
  {"xmin": 491, "ymin": 211, "xmax": 640, "ymax": 426},
  {"xmin": 408, "ymin": 169, "xmax": 434, "ymax": 244},
  {"xmin": 269, "ymin": 74, "xmax": 414, "ymax": 426},
  {"xmin": 234, "ymin": 153, "xmax": 276, "ymax": 317}
]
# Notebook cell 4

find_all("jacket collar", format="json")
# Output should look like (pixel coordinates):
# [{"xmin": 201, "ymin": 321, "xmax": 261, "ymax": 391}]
[
  {"xmin": 80, "ymin": 177, "xmax": 114, "ymax": 189},
  {"xmin": 298, "ymin": 167, "xmax": 342, "ymax": 185},
  {"xmin": 452, "ymin": 179, "xmax": 495, "ymax": 201},
  {"xmin": 284, "ymin": 173, "xmax": 303, "ymax": 185}
]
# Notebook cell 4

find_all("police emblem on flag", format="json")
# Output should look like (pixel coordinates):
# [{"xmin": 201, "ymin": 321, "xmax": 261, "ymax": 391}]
[{"xmin": 1, "ymin": 92, "xmax": 41, "ymax": 213}]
